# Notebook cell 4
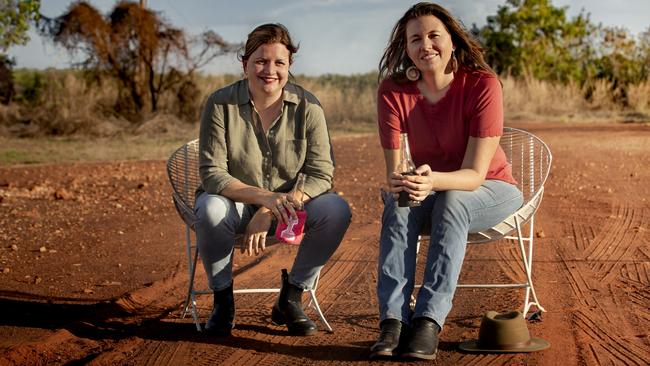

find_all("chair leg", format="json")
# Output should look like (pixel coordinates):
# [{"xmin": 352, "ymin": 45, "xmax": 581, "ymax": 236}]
[
  {"xmin": 303, "ymin": 273, "xmax": 333, "ymax": 333},
  {"xmin": 410, "ymin": 236, "xmax": 422, "ymax": 308},
  {"xmin": 515, "ymin": 215, "xmax": 546, "ymax": 318},
  {"xmin": 307, "ymin": 290, "xmax": 333, "ymax": 333},
  {"xmin": 183, "ymin": 225, "xmax": 203, "ymax": 331},
  {"xmin": 181, "ymin": 225, "xmax": 194, "ymax": 319}
]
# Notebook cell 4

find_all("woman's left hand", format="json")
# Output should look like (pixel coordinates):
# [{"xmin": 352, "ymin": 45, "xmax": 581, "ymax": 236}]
[
  {"xmin": 242, "ymin": 208, "xmax": 273, "ymax": 256},
  {"xmin": 401, "ymin": 164, "xmax": 435, "ymax": 201}
]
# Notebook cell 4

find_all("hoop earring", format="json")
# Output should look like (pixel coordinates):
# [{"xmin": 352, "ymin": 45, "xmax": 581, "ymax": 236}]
[
  {"xmin": 405, "ymin": 65, "xmax": 420, "ymax": 81},
  {"xmin": 451, "ymin": 50, "xmax": 458, "ymax": 73}
]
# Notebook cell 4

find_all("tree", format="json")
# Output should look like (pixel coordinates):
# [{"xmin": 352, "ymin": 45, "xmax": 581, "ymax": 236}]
[
  {"xmin": 476, "ymin": 0, "xmax": 593, "ymax": 83},
  {"xmin": 42, "ymin": 1, "xmax": 238, "ymax": 119},
  {"xmin": 638, "ymin": 27, "xmax": 650, "ymax": 81},
  {"xmin": 0, "ymin": 0, "xmax": 41, "ymax": 104},
  {"xmin": 0, "ymin": 0, "xmax": 40, "ymax": 51}
]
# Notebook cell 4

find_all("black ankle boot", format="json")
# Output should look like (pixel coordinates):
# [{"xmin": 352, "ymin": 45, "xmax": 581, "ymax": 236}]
[
  {"xmin": 271, "ymin": 269, "xmax": 317, "ymax": 336},
  {"xmin": 204, "ymin": 282, "xmax": 235, "ymax": 336},
  {"xmin": 401, "ymin": 317, "xmax": 440, "ymax": 360},
  {"xmin": 369, "ymin": 319, "xmax": 404, "ymax": 359}
]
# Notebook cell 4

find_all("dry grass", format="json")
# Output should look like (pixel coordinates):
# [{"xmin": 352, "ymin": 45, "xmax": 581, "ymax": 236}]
[
  {"xmin": 1, "ymin": 69, "xmax": 648, "ymax": 165},
  {"xmin": 500, "ymin": 75, "xmax": 649, "ymax": 122},
  {"xmin": 628, "ymin": 80, "xmax": 650, "ymax": 115}
]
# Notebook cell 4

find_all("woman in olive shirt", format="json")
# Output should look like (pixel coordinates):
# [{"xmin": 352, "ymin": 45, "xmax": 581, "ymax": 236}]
[{"xmin": 195, "ymin": 23, "xmax": 351, "ymax": 336}]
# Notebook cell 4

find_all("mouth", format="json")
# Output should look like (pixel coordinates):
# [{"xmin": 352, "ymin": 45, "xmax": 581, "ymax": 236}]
[
  {"xmin": 420, "ymin": 52, "xmax": 439, "ymax": 61},
  {"xmin": 259, "ymin": 76, "xmax": 279, "ymax": 84}
]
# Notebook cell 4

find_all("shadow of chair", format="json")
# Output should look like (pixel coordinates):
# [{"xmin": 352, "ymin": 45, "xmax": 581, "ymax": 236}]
[{"xmin": 166, "ymin": 139, "xmax": 333, "ymax": 332}]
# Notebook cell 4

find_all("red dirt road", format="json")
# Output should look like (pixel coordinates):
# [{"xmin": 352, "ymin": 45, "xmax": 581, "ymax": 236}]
[{"xmin": 0, "ymin": 123, "xmax": 648, "ymax": 365}]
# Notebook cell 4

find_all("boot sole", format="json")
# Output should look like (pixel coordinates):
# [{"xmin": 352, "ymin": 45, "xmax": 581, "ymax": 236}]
[
  {"xmin": 369, "ymin": 350, "xmax": 397, "ymax": 359},
  {"xmin": 271, "ymin": 307, "xmax": 317, "ymax": 336},
  {"xmin": 401, "ymin": 351, "xmax": 437, "ymax": 360}
]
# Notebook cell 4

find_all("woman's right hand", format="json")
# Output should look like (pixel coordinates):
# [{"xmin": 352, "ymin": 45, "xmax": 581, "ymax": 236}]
[
  {"xmin": 387, "ymin": 171, "xmax": 407, "ymax": 199},
  {"xmin": 260, "ymin": 193, "xmax": 299, "ymax": 225}
]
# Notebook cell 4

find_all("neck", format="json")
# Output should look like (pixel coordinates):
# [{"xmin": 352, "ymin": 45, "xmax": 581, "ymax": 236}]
[
  {"xmin": 249, "ymin": 87, "xmax": 283, "ymax": 110},
  {"xmin": 421, "ymin": 70, "xmax": 454, "ymax": 92}
]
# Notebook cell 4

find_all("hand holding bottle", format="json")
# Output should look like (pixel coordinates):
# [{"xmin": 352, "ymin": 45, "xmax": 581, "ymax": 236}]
[{"xmin": 399, "ymin": 164, "xmax": 435, "ymax": 202}]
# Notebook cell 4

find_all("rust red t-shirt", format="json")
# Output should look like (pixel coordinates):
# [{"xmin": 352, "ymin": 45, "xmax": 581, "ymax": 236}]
[{"xmin": 377, "ymin": 69, "xmax": 516, "ymax": 185}]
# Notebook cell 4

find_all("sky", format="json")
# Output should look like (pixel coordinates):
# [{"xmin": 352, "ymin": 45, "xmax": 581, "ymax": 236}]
[{"xmin": 8, "ymin": 0, "xmax": 650, "ymax": 76}]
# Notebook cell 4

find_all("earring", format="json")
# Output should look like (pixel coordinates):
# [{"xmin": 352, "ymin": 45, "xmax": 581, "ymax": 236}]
[
  {"xmin": 451, "ymin": 50, "xmax": 458, "ymax": 73},
  {"xmin": 405, "ymin": 65, "xmax": 420, "ymax": 81}
]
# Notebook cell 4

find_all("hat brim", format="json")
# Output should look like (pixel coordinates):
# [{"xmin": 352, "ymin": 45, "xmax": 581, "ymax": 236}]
[{"xmin": 458, "ymin": 338, "xmax": 550, "ymax": 353}]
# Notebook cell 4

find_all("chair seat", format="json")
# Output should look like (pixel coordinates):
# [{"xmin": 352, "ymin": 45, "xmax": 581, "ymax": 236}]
[{"xmin": 468, "ymin": 189, "xmax": 544, "ymax": 244}]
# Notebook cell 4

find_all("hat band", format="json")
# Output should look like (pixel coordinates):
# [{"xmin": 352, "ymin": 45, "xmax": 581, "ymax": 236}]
[{"xmin": 477, "ymin": 339, "xmax": 532, "ymax": 351}]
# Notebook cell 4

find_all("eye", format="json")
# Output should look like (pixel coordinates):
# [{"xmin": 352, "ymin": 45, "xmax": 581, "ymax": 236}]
[
  {"xmin": 275, "ymin": 60, "xmax": 286, "ymax": 66},
  {"xmin": 255, "ymin": 59, "xmax": 266, "ymax": 65}
]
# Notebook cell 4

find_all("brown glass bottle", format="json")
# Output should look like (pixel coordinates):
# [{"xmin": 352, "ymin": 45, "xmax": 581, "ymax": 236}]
[{"xmin": 397, "ymin": 133, "xmax": 421, "ymax": 207}]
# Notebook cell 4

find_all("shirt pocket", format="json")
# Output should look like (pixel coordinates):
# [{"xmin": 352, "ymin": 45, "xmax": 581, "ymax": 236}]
[{"xmin": 280, "ymin": 139, "xmax": 307, "ymax": 177}]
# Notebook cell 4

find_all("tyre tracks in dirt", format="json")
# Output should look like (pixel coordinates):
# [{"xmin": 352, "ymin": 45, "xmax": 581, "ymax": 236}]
[{"xmin": 532, "ymin": 124, "xmax": 650, "ymax": 366}]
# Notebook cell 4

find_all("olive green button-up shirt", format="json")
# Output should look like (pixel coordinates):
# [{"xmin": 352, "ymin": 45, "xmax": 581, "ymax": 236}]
[{"xmin": 198, "ymin": 79, "xmax": 335, "ymax": 199}]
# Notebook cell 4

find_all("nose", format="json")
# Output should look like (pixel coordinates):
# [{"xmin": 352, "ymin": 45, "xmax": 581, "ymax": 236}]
[
  {"xmin": 421, "ymin": 37, "xmax": 432, "ymax": 51},
  {"xmin": 264, "ymin": 62, "xmax": 275, "ymax": 74}
]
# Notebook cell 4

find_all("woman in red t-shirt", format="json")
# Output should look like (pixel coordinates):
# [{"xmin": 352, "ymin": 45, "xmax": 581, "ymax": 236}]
[{"xmin": 371, "ymin": 3, "xmax": 524, "ymax": 361}]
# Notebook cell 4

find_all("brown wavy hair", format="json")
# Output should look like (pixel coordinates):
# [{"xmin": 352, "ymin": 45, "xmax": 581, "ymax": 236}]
[
  {"xmin": 239, "ymin": 23, "xmax": 299, "ymax": 65},
  {"xmin": 378, "ymin": 2, "xmax": 494, "ymax": 82}
]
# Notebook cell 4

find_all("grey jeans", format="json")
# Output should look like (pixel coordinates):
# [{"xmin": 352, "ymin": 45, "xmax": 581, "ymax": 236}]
[{"xmin": 195, "ymin": 192, "xmax": 351, "ymax": 291}]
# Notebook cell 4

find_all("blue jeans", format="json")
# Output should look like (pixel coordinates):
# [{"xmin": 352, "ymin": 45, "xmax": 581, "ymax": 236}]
[
  {"xmin": 195, "ymin": 192, "xmax": 351, "ymax": 291},
  {"xmin": 377, "ymin": 180, "xmax": 523, "ymax": 328}
]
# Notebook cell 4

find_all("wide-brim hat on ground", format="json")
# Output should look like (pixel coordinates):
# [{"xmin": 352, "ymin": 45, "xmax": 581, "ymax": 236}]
[{"xmin": 459, "ymin": 311, "xmax": 550, "ymax": 353}]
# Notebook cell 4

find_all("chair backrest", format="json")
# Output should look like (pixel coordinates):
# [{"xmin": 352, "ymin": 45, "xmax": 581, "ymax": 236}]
[
  {"xmin": 166, "ymin": 139, "xmax": 200, "ymax": 226},
  {"xmin": 167, "ymin": 129, "xmax": 552, "ymax": 231},
  {"xmin": 500, "ymin": 127, "xmax": 552, "ymax": 204}
]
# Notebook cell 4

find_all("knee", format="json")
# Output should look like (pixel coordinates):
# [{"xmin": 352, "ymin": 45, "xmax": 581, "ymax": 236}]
[
  {"xmin": 311, "ymin": 193, "xmax": 352, "ymax": 226},
  {"xmin": 328, "ymin": 194, "xmax": 352, "ymax": 225},
  {"xmin": 195, "ymin": 194, "xmax": 233, "ymax": 227}
]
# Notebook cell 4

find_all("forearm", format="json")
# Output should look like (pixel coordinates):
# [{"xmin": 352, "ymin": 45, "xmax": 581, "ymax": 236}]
[
  {"xmin": 383, "ymin": 149, "xmax": 400, "ymax": 185},
  {"xmin": 428, "ymin": 169, "xmax": 486, "ymax": 191},
  {"xmin": 220, "ymin": 180, "xmax": 273, "ymax": 206}
]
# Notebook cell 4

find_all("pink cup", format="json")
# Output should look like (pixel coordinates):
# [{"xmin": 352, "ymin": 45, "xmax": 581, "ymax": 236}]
[{"xmin": 275, "ymin": 210, "xmax": 307, "ymax": 245}]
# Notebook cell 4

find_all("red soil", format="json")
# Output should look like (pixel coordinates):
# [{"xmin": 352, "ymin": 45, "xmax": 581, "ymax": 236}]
[{"xmin": 0, "ymin": 122, "xmax": 648, "ymax": 365}]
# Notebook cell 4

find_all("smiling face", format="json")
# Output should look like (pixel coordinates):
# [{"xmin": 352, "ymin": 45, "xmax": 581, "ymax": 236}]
[
  {"xmin": 405, "ymin": 15, "xmax": 455, "ymax": 75},
  {"xmin": 244, "ymin": 42, "xmax": 290, "ymax": 99}
]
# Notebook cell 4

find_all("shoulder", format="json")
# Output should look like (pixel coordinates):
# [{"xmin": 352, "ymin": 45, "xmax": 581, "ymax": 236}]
[
  {"xmin": 206, "ymin": 79, "xmax": 248, "ymax": 105},
  {"xmin": 460, "ymin": 69, "xmax": 501, "ymax": 92},
  {"xmin": 284, "ymin": 82, "xmax": 322, "ymax": 107},
  {"xmin": 378, "ymin": 78, "xmax": 416, "ymax": 95}
]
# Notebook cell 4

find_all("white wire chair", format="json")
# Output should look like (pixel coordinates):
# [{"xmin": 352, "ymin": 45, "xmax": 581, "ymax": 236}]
[
  {"xmin": 415, "ymin": 127, "xmax": 552, "ymax": 318},
  {"xmin": 166, "ymin": 139, "xmax": 333, "ymax": 332}
]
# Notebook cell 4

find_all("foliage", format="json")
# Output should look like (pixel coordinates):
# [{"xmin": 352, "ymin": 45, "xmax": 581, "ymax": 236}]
[
  {"xmin": 40, "ymin": 1, "xmax": 238, "ymax": 121},
  {"xmin": 0, "ymin": 0, "xmax": 40, "ymax": 51},
  {"xmin": 0, "ymin": 0, "xmax": 40, "ymax": 104},
  {"xmin": 0, "ymin": 54, "xmax": 14, "ymax": 103},
  {"xmin": 475, "ymin": 0, "xmax": 593, "ymax": 82},
  {"xmin": 475, "ymin": 0, "xmax": 650, "ymax": 108}
]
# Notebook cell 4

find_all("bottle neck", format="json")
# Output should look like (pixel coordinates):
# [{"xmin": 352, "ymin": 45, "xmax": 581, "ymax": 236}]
[{"xmin": 399, "ymin": 134, "xmax": 415, "ymax": 173}]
